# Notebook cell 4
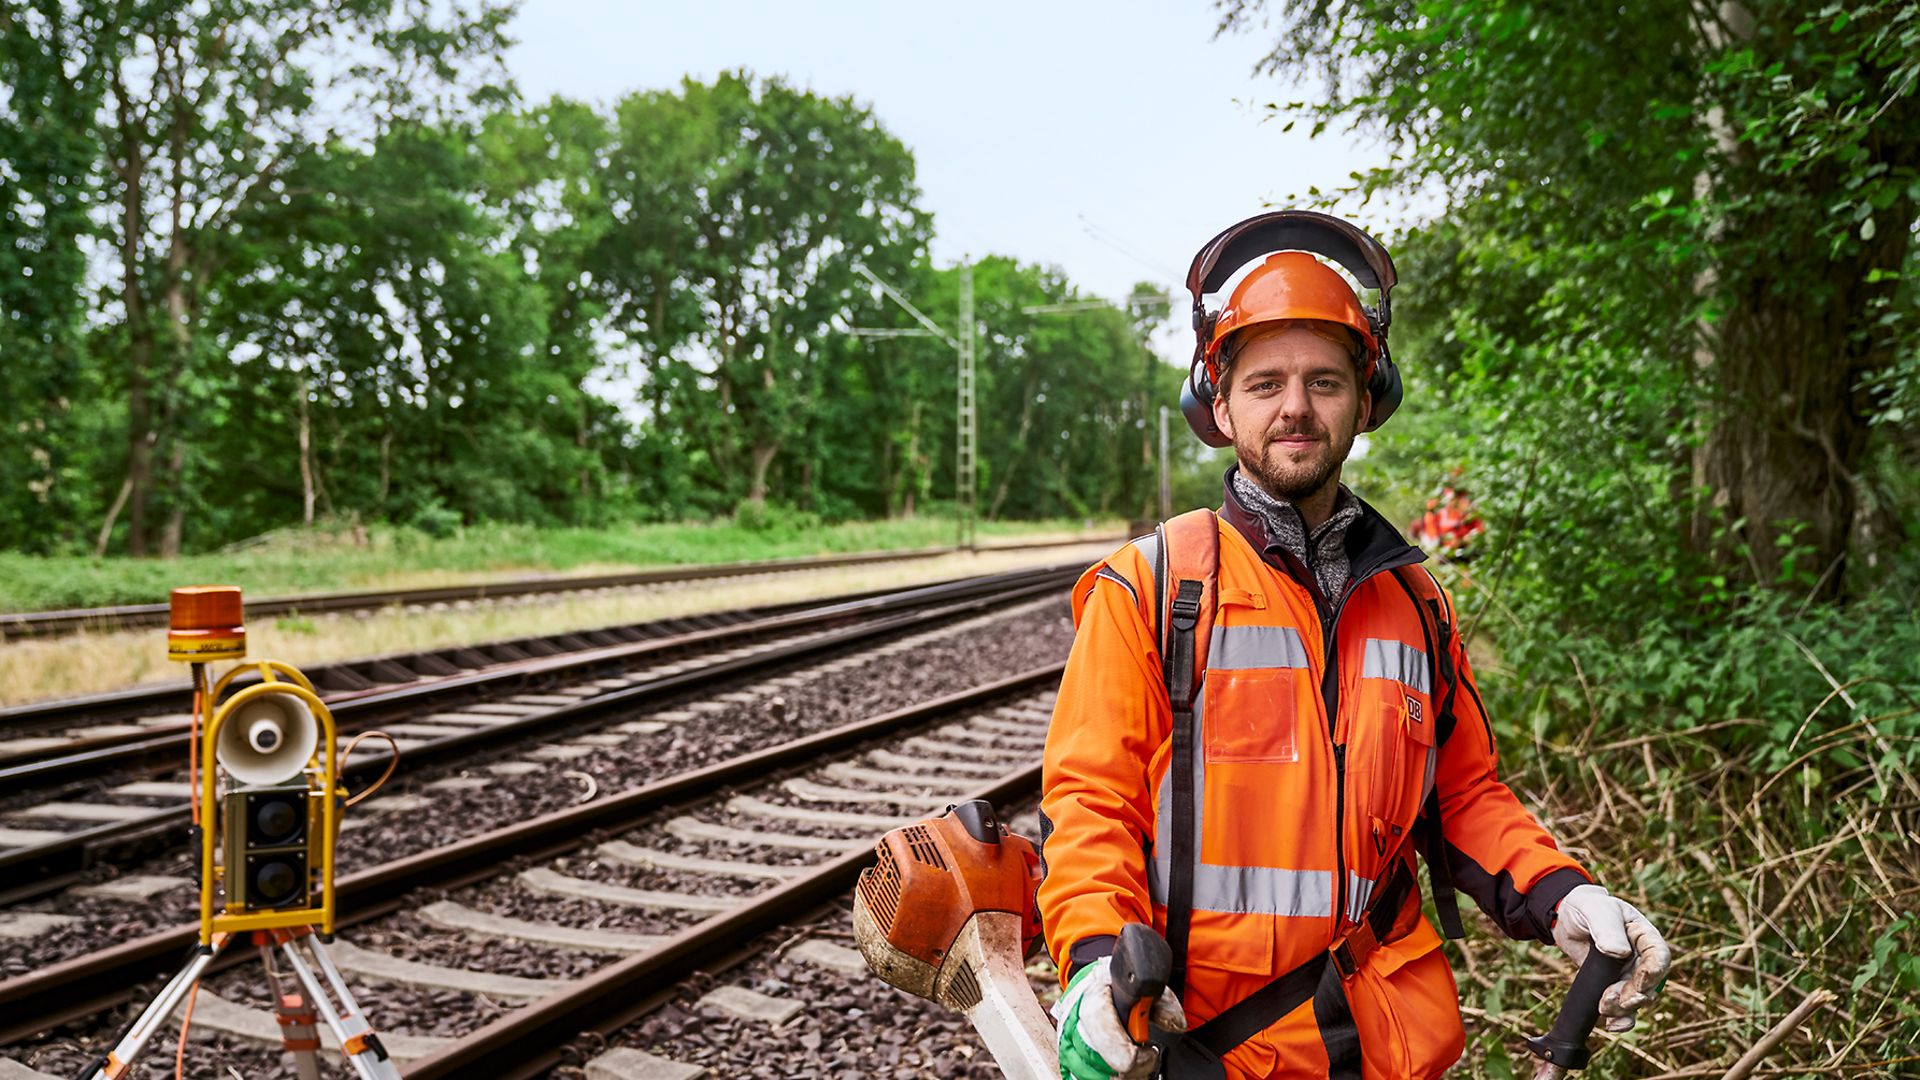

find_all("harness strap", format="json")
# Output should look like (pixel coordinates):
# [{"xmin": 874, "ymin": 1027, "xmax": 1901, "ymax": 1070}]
[
  {"xmin": 1172, "ymin": 862, "xmax": 1416, "ymax": 1071},
  {"xmin": 1164, "ymin": 576, "xmax": 1203, "ymax": 996},
  {"xmin": 1154, "ymin": 510, "xmax": 1220, "ymax": 999}
]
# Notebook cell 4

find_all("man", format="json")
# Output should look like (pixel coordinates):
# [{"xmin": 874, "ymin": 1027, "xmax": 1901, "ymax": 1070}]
[{"xmin": 1040, "ymin": 213, "xmax": 1669, "ymax": 1079}]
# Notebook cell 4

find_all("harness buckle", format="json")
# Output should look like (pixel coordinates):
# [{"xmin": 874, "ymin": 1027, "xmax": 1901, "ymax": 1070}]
[
  {"xmin": 1170, "ymin": 581, "xmax": 1203, "ymax": 630},
  {"xmin": 1330, "ymin": 920, "xmax": 1378, "ymax": 981}
]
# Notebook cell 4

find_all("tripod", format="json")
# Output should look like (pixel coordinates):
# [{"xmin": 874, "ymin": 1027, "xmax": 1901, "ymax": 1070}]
[{"xmin": 86, "ymin": 925, "xmax": 399, "ymax": 1080}]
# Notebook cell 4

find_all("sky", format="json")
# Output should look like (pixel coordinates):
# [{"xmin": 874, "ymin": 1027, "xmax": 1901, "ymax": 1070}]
[{"xmin": 503, "ymin": 0, "xmax": 1411, "ymax": 322}]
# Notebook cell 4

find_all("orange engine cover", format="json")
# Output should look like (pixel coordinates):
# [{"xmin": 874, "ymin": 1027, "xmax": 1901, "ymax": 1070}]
[{"xmin": 856, "ymin": 801, "xmax": 1043, "ymax": 974}]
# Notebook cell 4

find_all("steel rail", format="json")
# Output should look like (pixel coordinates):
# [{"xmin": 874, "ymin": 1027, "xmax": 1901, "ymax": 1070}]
[
  {"xmin": 0, "ymin": 665, "xmax": 1063, "ymax": 1046},
  {"xmin": 0, "ymin": 570, "xmax": 1072, "ymax": 888},
  {"xmin": 406, "ymin": 763, "xmax": 1042, "ymax": 1080},
  {"xmin": 0, "ymin": 562, "xmax": 1071, "ymax": 789},
  {"xmin": 0, "ymin": 584, "xmax": 908, "ymax": 740},
  {"xmin": 0, "ymin": 535, "xmax": 1116, "ymax": 638}
]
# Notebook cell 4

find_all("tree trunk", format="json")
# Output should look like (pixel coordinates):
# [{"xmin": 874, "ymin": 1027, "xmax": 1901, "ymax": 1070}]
[
  {"xmin": 577, "ymin": 399, "xmax": 591, "ymax": 505},
  {"xmin": 1692, "ymin": 225, "xmax": 1909, "ymax": 599},
  {"xmin": 298, "ymin": 384, "xmax": 315, "ymax": 525},
  {"xmin": 124, "ymin": 367, "xmax": 153, "ymax": 557},
  {"xmin": 159, "ymin": 440, "xmax": 185, "ymax": 558},
  {"xmin": 881, "ymin": 427, "xmax": 896, "ymax": 518},
  {"xmin": 378, "ymin": 426, "xmax": 393, "ymax": 506},
  {"xmin": 901, "ymin": 401, "xmax": 922, "ymax": 519},
  {"xmin": 747, "ymin": 440, "xmax": 779, "ymax": 505},
  {"xmin": 1683, "ymin": 1, "xmax": 1915, "ymax": 599},
  {"xmin": 95, "ymin": 475, "xmax": 133, "ymax": 558},
  {"xmin": 117, "ymin": 101, "xmax": 152, "ymax": 556},
  {"xmin": 987, "ymin": 365, "xmax": 1040, "ymax": 521}
]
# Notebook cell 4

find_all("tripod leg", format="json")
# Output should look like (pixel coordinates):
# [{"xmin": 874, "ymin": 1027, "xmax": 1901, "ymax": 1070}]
[
  {"xmin": 278, "ymin": 935, "xmax": 402, "ymax": 1080},
  {"xmin": 260, "ymin": 940, "xmax": 323, "ymax": 1080},
  {"xmin": 81, "ymin": 935, "xmax": 231, "ymax": 1080}
]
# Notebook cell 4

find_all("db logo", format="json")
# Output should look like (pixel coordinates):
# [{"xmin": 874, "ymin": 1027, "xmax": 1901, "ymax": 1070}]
[{"xmin": 1405, "ymin": 695, "xmax": 1423, "ymax": 725}]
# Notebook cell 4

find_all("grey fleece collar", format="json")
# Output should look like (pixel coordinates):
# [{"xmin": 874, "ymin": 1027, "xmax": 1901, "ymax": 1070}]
[{"xmin": 1230, "ymin": 471, "xmax": 1364, "ymax": 602}]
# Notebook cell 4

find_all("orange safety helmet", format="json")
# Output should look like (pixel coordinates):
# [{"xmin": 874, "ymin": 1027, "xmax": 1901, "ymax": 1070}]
[
  {"xmin": 1180, "ymin": 211, "xmax": 1404, "ymax": 446},
  {"xmin": 1204, "ymin": 251, "xmax": 1380, "ymax": 383}
]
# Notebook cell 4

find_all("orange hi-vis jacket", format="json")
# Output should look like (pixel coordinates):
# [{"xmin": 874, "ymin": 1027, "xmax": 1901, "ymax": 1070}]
[{"xmin": 1040, "ymin": 473, "xmax": 1589, "ymax": 1078}]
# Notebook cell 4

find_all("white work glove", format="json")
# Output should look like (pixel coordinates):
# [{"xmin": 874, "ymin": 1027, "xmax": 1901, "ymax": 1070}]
[
  {"xmin": 1552, "ymin": 883, "xmax": 1672, "ymax": 1033},
  {"xmin": 1051, "ymin": 956, "xmax": 1186, "ymax": 1079}
]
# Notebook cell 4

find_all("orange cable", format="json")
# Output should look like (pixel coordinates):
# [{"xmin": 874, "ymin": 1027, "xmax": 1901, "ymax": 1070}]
[
  {"xmin": 342, "ymin": 731, "xmax": 400, "ymax": 807},
  {"xmin": 173, "ymin": 979, "xmax": 199, "ymax": 1078}
]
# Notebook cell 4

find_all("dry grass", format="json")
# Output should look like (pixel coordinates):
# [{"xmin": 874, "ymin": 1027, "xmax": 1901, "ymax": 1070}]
[
  {"xmin": 0, "ymin": 543, "xmax": 1116, "ymax": 706},
  {"xmin": 1442, "ymin": 655, "xmax": 1920, "ymax": 1076}
]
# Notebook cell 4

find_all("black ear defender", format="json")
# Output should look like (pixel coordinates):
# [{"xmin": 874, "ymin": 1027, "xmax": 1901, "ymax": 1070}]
[{"xmin": 1179, "ymin": 210, "xmax": 1403, "ymax": 447}]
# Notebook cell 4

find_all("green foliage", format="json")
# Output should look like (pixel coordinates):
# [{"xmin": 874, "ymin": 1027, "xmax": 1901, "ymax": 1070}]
[
  {"xmin": 0, "ymin": 36, "xmax": 1158, "ymax": 551},
  {"xmin": 1227, "ymin": 0, "xmax": 1920, "ymax": 600},
  {"xmin": 0, "ymin": 0, "xmax": 517, "ymax": 556}
]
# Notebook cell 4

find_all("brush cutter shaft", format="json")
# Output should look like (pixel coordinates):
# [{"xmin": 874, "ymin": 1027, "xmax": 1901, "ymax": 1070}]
[{"xmin": 954, "ymin": 911, "xmax": 1060, "ymax": 1080}]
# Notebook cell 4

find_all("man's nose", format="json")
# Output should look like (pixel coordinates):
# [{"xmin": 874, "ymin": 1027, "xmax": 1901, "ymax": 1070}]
[{"xmin": 1276, "ymin": 378, "xmax": 1312, "ymax": 421}]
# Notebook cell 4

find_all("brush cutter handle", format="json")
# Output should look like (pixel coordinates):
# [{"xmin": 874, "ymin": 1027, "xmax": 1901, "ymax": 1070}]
[
  {"xmin": 1525, "ymin": 949, "xmax": 1631, "ymax": 1072},
  {"xmin": 1110, "ymin": 922, "xmax": 1173, "ymax": 1044}
]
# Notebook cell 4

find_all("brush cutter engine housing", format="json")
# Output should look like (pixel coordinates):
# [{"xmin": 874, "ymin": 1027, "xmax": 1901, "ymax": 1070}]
[{"xmin": 853, "ymin": 799, "xmax": 1043, "ymax": 1008}]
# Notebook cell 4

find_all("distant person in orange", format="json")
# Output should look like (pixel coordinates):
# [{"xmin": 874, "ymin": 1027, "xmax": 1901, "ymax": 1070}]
[{"xmin": 1409, "ymin": 477, "xmax": 1485, "ymax": 562}]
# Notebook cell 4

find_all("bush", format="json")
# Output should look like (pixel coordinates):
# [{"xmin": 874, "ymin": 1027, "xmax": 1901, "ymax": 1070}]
[
  {"xmin": 405, "ymin": 499, "xmax": 463, "ymax": 539},
  {"xmin": 733, "ymin": 501, "xmax": 822, "ymax": 535}
]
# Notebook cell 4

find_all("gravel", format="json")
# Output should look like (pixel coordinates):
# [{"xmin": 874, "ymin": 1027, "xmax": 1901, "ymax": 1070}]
[
  {"xmin": 456, "ymin": 876, "xmax": 701, "ymax": 937},
  {"xmin": 359, "ymin": 909, "xmax": 614, "ymax": 981},
  {"xmin": 551, "ymin": 899, "xmax": 1063, "ymax": 1079}
]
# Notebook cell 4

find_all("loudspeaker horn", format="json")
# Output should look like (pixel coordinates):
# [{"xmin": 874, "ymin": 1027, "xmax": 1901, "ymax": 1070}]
[{"xmin": 216, "ymin": 691, "xmax": 319, "ymax": 786}]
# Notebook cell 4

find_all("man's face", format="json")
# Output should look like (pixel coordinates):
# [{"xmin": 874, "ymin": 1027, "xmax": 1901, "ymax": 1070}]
[{"xmin": 1211, "ymin": 326, "xmax": 1370, "ymax": 501}]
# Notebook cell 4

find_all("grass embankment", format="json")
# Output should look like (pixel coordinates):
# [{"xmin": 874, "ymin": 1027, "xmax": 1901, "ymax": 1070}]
[
  {"xmin": 0, "ymin": 516, "xmax": 1121, "ymax": 613},
  {"xmin": 0, "ymin": 538, "xmax": 1118, "ymax": 706}
]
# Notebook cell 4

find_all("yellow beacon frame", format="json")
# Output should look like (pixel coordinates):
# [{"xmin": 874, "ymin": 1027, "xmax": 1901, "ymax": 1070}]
[{"xmin": 196, "ymin": 661, "xmax": 342, "ymax": 945}]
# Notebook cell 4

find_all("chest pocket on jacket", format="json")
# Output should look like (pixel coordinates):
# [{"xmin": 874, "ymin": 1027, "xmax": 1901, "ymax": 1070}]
[{"xmin": 1201, "ymin": 620, "xmax": 1311, "ymax": 765}]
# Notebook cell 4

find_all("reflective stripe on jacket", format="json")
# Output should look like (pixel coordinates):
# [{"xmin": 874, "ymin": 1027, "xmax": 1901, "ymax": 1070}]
[{"xmin": 1039, "ymin": 472, "xmax": 1589, "ymax": 1079}]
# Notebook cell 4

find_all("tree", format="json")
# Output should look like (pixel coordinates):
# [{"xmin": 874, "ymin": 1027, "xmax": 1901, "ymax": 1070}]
[
  {"xmin": 24, "ymin": 0, "xmax": 512, "ymax": 554},
  {"xmin": 0, "ymin": 2, "xmax": 105, "ymax": 552},
  {"xmin": 1221, "ymin": 0, "xmax": 1920, "ymax": 600},
  {"xmin": 596, "ymin": 73, "xmax": 929, "ymax": 506}
]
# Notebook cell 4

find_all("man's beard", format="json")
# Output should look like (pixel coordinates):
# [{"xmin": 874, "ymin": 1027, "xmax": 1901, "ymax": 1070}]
[{"xmin": 1233, "ymin": 419, "xmax": 1357, "ymax": 501}]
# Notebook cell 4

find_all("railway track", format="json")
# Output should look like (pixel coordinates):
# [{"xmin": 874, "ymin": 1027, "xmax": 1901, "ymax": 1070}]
[
  {"xmin": 0, "ymin": 668, "xmax": 1061, "ymax": 1079},
  {"xmin": 0, "ymin": 537, "xmax": 1113, "ymax": 640},
  {"xmin": 0, "ymin": 566, "xmax": 1075, "ymax": 909},
  {"xmin": 0, "ymin": 565, "xmax": 1059, "ymax": 776},
  {"xmin": 0, "ymin": 580, "xmax": 923, "ymax": 764}
]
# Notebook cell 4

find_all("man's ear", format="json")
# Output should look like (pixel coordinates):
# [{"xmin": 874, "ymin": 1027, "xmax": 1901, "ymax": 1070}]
[
  {"xmin": 1356, "ymin": 388, "xmax": 1372, "ymax": 435},
  {"xmin": 1210, "ymin": 380, "xmax": 1234, "ymax": 441}
]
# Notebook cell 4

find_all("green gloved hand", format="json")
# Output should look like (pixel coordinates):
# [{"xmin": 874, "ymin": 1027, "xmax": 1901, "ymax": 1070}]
[{"xmin": 1051, "ymin": 957, "xmax": 1184, "ymax": 1080}]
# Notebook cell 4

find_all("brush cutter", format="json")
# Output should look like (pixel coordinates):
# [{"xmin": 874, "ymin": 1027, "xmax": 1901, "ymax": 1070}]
[{"xmin": 853, "ymin": 800, "xmax": 1623, "ymax": 1079}]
